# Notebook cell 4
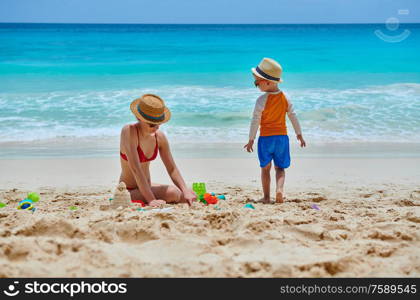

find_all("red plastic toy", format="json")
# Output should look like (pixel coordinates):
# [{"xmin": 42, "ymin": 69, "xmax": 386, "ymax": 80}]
[
  {"xmin": 203, "ymin": 193, "xmax": 218, "ymax": 205},
  {"xmin": 131, "ymin": 199, "xmax": 146, "ymax": 207}
]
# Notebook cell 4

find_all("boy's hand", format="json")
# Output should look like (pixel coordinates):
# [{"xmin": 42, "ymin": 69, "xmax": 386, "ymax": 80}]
[
  {"xmin": 244, "ymin": 140, "xmax": 254, "ymax": 152},
  {"xmin": 297, "ymin": 134, "xmax": 306, "ymax": 147}
]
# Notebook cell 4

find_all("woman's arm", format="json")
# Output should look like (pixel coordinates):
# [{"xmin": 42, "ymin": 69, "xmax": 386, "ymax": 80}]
[
  {"xmin": 120, "ymin": 125, "xmax": 156, "ymax": 203},
  {"xmin": 158, "ymin": 131, "xmax": 196, "ymax": 205}
]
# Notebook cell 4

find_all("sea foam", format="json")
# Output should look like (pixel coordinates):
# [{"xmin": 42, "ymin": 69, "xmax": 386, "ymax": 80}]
[{"xmin": 0, "ymin": 83, "xmax": 419, "ymax": 143}]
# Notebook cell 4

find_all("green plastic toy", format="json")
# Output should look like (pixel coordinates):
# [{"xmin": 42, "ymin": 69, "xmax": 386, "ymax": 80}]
[
  {"xmin": 69, "ymin": 206, "xmax": 78, "ymax": 211},
  {"xmin": 27, "ymin": 192, "xmax": 40, "ymax": 202},
  {"xmin": 192, "ymin": 182, "xmax": 206, "ymax": 197},
  {"xmin": 199, "ymin": 194, "xmax": 205, "ymax": 203},
  {"xmin": 0, "ymin": 202, "xmax": 6, "ymax": 208},
  {"xmin": 193, "ymin": 183, "xmax": 227, "ymax": 204}
]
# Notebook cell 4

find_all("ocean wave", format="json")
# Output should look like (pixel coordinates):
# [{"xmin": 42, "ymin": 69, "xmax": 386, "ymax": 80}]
[{"xmin": 0, "ymin": 83, "xmax": 419, "ymax": 143}]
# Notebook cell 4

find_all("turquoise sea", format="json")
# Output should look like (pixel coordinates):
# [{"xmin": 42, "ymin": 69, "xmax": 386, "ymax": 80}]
[{"xmin": 0, "ymin": 23, "xmax": 419, "ymax": 158}]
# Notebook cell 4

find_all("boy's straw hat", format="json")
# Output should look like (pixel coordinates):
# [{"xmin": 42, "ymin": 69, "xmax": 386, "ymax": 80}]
[
  {"xmin": 130, "ymin": 94, "xmax": 171, "ymax": 125},
  {"xmin": 251, "ymin": 57, "xmax": 283, "ymax": 83}
]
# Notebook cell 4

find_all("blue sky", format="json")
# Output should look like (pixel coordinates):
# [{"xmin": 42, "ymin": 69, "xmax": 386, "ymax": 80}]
[{"xmin": 0, "ymin": 0, "xmax": 419, "ymax": 24}]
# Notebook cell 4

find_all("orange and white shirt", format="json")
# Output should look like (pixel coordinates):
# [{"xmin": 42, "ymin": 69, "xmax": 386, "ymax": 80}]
[{"xmin": 249, "ymin": 90, "xmax": 302, "ymax": 140}]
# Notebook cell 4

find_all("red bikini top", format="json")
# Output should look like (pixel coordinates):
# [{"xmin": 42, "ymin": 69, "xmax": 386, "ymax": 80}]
[{"xmin": 120, "ymin": 126, "xmax": 158, "ymax": 163}]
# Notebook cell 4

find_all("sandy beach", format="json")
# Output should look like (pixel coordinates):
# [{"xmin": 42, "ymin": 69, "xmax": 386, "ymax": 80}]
[
  {"xmin": 1, "ymin": 0, "xmax": 420, "ymax": 285},
  {"xmin": 0, "ymin": 156, "xmax": 419, "ymax": 277}
]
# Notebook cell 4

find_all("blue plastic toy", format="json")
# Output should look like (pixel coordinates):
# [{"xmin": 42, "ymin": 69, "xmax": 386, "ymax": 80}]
[
  {"xmin": 17, "ymin": 199, "xmax": 36, "ymax": 212},
  {"xmin": 243, "ymin": 203, "xmax": 255, "ymax": 209}
]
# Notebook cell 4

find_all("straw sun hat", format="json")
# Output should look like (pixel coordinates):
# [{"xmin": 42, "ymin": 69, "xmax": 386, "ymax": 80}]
[
  {"xmin": 130, "ymin": 94, "xmax": 171, "ymax": 125},
  {"xmin": 251, "ymin": 57, "xmax": 283, "ymax": 83}
]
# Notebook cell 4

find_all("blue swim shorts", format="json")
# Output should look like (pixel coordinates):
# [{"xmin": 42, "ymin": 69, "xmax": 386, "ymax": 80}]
[{"xmin": 257, "ymin": 135, "xmax": 290, "ymax": 168}]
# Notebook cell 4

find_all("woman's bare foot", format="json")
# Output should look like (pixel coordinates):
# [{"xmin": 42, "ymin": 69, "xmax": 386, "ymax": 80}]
[
  {"xmin": 149, "ymin": 199, "xmax": 166, "ymax": 207},
  {"xmin": 276, "ymin": 192, "xmax": 285, "ymax": 203}
]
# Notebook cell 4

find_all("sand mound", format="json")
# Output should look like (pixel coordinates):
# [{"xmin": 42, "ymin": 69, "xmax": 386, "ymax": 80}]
[{"xmin": 110, "ymin": 182, "xmax": 131, "ymax": 209}]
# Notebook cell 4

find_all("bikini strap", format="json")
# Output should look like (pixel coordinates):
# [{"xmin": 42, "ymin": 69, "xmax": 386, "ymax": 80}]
[
  {"xmin": 154, "ymin": 132, "xmax": 159, "ymax": 151},
  {"xmin": 135, "ymin": 124, "xmax": 140, "ymax": 146}
]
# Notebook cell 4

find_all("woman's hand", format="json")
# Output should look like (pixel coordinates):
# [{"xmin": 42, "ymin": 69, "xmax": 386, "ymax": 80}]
[
  {"xmin": 149, "ymin": 199, "xmax": 166, "ymax": 207},
  {"xmin": 183, "ymin": 189, "xmax": 197, "ymax": 206}
]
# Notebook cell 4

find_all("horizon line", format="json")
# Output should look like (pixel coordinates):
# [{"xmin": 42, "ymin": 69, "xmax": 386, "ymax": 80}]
[{"xmin": 1, "ymin": 22, "xmax": 419, "ymax": 25}]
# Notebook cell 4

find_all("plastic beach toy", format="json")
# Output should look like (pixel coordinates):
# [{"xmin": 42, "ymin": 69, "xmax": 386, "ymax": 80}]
[
  {"xmin": 192, "ymin": 183, "xmax": 207, "ymax": 197},
  {"xmin": 203, "ymin": 193, "xmax": 218, "ymax": 205},
  {"xmin": 150, "ymin": 207, "xmax": 174, "ymax": 213},
  {"xmin": 243, "ymin": 203, "xmax": 255, "ymax": 209},
  {"xmin": 311, "ymin": 204, "xmax": 320, "ymax": 210},
  {"xmin": 193, "ymin": 183, "xmax": 227, "ymax": 204},
  {"xmin": 27, "ymin": 192, "xmax": 40, "ymax": 202},
  {"xmin": 69, "ymin": 206, "xmax": 78, "ymax": 211},
  {"xmin": 137, "ymin": 207, "xmax": 174, "ymax": 213},
  {"xmin": 206, "ymin": 197, "xmax": 218, "ymax": 205},
  {"xmin": 198, "ymin": 193, "xmax": 210, "ymax": 204},
  {"xmin": 0, "ymin": 202, "xmax": 6, "ymax": 208},
  {"xmin": 17, "ymin": 199, "xmax": 35, "ymax": 211},
  {"xmin": 132, "ymin": 199, "xmax": 146, "ymax": 207},
  {"xmin": 193, "ymin": 183, "xmax": 226, "ymax": 205}
]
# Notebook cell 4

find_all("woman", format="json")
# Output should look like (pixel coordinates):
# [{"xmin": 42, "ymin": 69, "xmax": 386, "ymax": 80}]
[{"xmin": 119, "ymin": 94, "xmax": 196, "ymax": 207}]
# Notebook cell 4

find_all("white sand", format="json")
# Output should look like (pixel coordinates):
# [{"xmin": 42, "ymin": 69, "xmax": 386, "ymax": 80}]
[{"xmin": 0, "ymin": 157, "xmax": 419, "ymax": 277}]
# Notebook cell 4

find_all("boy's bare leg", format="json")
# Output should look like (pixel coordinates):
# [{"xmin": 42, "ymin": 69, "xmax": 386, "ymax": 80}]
[
  {"xmin": 275, "ymin": 167, "xmax": 285, "ymax": 203},
  {"xmin": 259, "ymin": 163, "xmax": 272, "ymax": 204}
]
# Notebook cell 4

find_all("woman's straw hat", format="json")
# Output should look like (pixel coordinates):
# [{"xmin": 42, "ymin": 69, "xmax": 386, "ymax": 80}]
[
  {"xmin": 251, "ymin": 57, "xmax": 283, "ymax": 83},
  {"xmin": 130, "ymin": 94, "xmax": 171, "ymax": 125}
]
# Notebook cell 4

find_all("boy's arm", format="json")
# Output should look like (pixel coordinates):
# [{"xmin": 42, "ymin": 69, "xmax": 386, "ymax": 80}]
[
  {"xmin": 285, "ymin": 93, "xmax": 302, "ymax": 136},
  {"xmin": 285, "ymin": 92, "xmax": 306, "ymax": 147},
  {"xmin": 244, "ymin": 95, "xmax": 266, "ymax": 152},
  {"xmin": 249, "ymin": 94, "xmax": 266, "ymax": 141}
]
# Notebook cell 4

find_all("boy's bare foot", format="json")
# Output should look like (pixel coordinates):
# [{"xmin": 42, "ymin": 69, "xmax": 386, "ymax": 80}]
[
  {"xmin": 276, "ymin": 192, "xmax": 285, "ymax": 203},
  {"xmin": 255, "ymin": 197, "xmax": 273, "ymax": 204}
]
